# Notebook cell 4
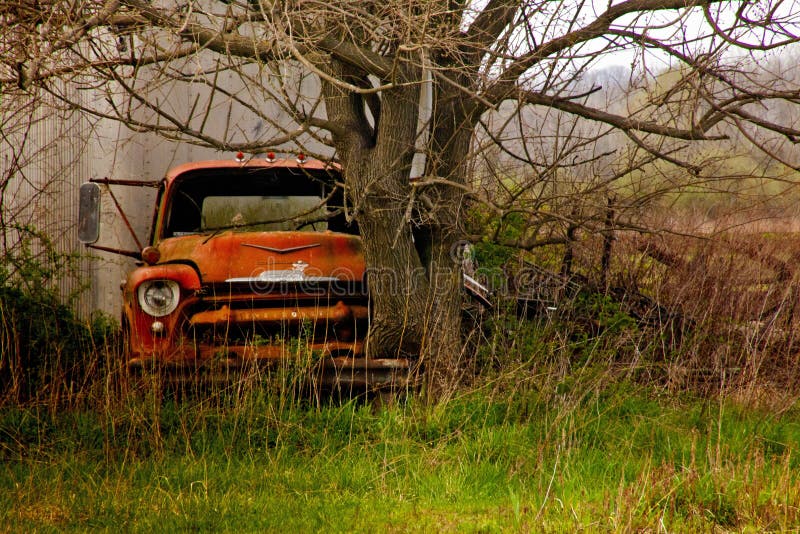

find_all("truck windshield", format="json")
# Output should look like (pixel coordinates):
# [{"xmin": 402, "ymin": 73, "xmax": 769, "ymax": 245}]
[
  {"xmin": 163, "ymin": 167, "xmax": 350, "ymax": 238},
  {"xmin": 201, "ymin": 195, "xmax": 327, "ymax": 232}
]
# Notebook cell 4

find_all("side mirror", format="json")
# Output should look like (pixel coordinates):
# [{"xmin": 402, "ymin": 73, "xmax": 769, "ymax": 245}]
[{"xmin": 78, "ymin": 182, "xmax": 101, "ymax": 244}]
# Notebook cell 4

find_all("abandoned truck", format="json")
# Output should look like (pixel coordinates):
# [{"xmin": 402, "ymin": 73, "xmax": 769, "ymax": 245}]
[{"xmin": 79, "ymin": 156, "xmax": 413, "ymax": 389}]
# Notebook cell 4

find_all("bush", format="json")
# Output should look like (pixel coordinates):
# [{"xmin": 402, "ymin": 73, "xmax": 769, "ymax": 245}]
[{"xmin": 0, "ymin": 225, "xmax": 116, "ymax": 405}]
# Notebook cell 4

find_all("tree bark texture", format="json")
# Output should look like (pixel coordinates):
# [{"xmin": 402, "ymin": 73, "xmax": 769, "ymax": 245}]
[{"xmin": 320, "ymin": 55, "xmax": 477, "ymax": 391}]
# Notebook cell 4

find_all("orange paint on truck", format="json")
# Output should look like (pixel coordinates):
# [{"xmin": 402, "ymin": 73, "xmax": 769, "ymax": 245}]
[{"xmin": 119, "ymin": 158, "xmax": 410, "ymax": 389}]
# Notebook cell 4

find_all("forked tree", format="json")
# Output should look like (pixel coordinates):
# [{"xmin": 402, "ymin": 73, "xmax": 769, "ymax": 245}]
[{"xmin": 2, "ymin": 0, "xmax": 800, "ymax": 387}]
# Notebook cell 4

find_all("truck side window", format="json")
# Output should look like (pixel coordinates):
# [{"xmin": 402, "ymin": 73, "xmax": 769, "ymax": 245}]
[{"xmin": 166, "ymin": 191, "xmax": 202, "ymax": 236}]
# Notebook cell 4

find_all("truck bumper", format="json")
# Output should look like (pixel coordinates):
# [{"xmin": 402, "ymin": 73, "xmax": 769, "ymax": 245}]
[{"xmin": 127, "ymin": 349, "xmax": 416, "ymax": 390}]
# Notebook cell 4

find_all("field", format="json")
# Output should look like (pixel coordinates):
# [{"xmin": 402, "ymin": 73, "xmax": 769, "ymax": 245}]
[{"xmin": 1, "ymin": 377, "xmax": 800, "ymax": 532}]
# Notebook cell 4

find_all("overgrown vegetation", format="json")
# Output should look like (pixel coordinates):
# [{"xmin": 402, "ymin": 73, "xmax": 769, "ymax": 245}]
[
  {"xmin": 464, "ymin": 197, "xmax": 800, "ymax": 393},
  {"xmin": 3, "ymin": 208, "xmax": 800, "ymax": 530},
  {"xmin": 2, "ymin": 381, "xmax": 799, "ymax": 531},
  {"xmin": 0, "ymin": 225, "xmax": 116, "ymax": 404}
]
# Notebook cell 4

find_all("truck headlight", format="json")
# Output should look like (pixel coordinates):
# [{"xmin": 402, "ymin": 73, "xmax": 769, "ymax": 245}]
[{"xmin": 137, "ymin": 280, "xmax": 180, "ymax": 317}]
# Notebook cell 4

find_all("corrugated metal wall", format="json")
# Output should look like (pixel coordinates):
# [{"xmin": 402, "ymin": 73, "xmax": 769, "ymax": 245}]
[{"xmin": 0, "ymin": 89, "xmax": 95, "ymax": 316}]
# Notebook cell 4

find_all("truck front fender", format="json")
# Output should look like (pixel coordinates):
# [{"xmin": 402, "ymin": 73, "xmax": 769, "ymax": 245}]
[{"xmin": 125, "ymin": 263, "xmax": 201, "ymax": 297}]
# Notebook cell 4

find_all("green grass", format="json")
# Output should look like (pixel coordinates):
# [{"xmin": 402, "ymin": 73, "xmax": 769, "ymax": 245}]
[{"xmin": 1, "ymin": 382, "xmax": 799, "ymax": 532}]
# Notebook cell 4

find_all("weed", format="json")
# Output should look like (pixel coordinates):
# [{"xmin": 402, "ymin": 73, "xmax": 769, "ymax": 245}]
[
  {"xmin": 0, "ymin": 226, "xmax": 117, "ymax": 405},
  {"xmin": 1, "ymin": 382, "xmax": 799, "ymax": 531}
]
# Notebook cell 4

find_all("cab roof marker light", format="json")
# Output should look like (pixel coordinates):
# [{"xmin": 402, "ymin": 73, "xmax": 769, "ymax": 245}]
[
  {"xmin": 296, "ymin": 153, "xmax": 306, "ymax": 164},
  {"xmin": 265, "ymin": 152, "xmax": 276, "ymax": 163},
  {"xmin": 235, "ymin": 151, "xmax": 245, "ymax": 162}
]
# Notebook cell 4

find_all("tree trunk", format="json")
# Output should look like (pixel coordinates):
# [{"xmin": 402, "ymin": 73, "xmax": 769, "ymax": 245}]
[
  {"xmin": 415, "ymin": 91, "xmax": 476, "ymax": 394},
  {"xmin": 320, "ymin": 56, "xmax": 478, "ymax": 396},
  {"xmin": 321, "ymin": 59, "xmax": 432, "ymax": 359},
  {"xmin": 352, "ymin": 162, "xmax": 430, "ymax": 358}
]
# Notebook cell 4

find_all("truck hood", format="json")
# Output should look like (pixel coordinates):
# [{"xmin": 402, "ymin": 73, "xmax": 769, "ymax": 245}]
[{"xmin": 155, "ymin": 231, "xmax": 365, "ymax": 284}]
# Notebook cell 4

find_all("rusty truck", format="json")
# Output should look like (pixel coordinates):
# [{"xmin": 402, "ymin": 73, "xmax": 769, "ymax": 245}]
[{"xmin": 79, "ymin": 156, "xmax": 413, "ymax": 390}]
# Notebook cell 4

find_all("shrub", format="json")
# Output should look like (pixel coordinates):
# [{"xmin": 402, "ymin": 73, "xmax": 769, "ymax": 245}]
[{"xmin": 0, "ymin": 225, "xmax": 115, "ymax": 405}]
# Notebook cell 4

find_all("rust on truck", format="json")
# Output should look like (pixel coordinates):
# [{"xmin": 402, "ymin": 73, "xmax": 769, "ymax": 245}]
[{"xmin": 85, "ymin": 158, "xmax": 412, "ymax": 390}]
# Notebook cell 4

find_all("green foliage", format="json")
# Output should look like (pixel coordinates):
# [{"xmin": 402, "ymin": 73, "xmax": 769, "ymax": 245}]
[
  {"xmin": 0, "ymin": 283, "xmax": 86, "ymax": 396},
  {"xmin": 574, "ymin": 291, "xmax": 638, "ymax": 335},
  {"xmin": 0, "ymin": 225, "xmax": 116, "ymax": 403},
  {"xmin": 471, "ymin": 285, "xmax": 644, "ymax": 380},
  {"xmin": 472, "ymin": 241, "xmax": 516, "ymax": 271},
  {"xmin": 0, "ymin": 225, "xmax": 83, "ymax": 302},
  {"xmin": 1, "ymin": 385, "xmax": 799, "ymax": 531}
]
